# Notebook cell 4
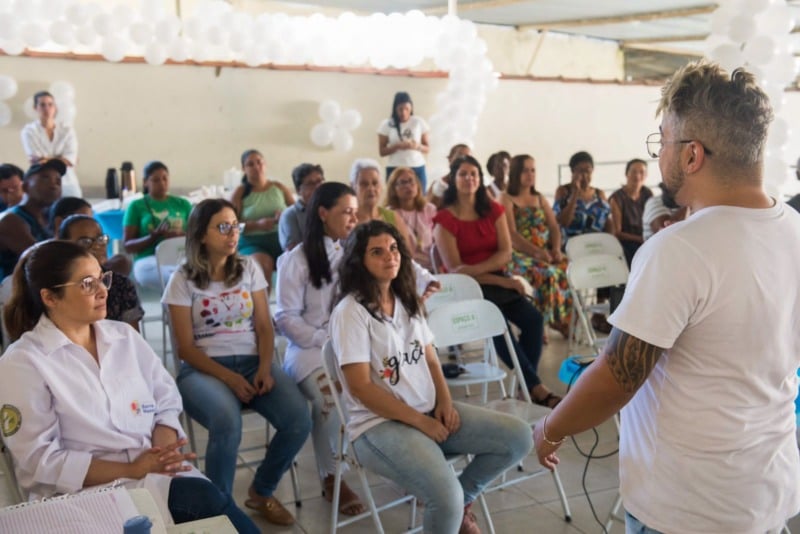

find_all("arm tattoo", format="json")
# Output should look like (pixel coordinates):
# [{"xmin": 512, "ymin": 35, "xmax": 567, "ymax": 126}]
[{"xmin": 604, "ymin": 328, "xmax": 664, "ymax": 393}]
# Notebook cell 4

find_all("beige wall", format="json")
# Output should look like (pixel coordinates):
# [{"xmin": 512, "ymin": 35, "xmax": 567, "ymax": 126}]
[{"xmin": 1, "ymin": 54, "xmax": 797, "ymax": 198}]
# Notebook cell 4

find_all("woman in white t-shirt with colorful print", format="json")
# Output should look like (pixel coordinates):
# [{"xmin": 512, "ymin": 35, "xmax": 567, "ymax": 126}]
[
  {"xmin": 163, "ymin": 198, "xmax": 311, "ymax": 527},
  {"xmin": 329, "ymin": 220, "xmax": 532, "ymax": 534},
  {"xmin": 377, "ymin": 91, "xmax": 430, "ymax": 191}
]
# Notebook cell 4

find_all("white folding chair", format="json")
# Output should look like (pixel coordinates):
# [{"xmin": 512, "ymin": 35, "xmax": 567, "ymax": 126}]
[
  {"xmin": 321, "ymin": 342, "xmax": 496, "ymax": 533},
  {"xmin": 429, "ymin": 245, "xmax": 443, "ymax": 274},
  {"xmin": 567, "ymin": 254, "xmax": 629, "ymax": 354},
  {"xmin": 0, "ymin": 433, "xmax": 23, "ymax": 504},
  {"xmin": 152, "ymin": 237, "xmax": 186, "ymax": 360},
  {"xmin": 426, "ymin": 298, "xmax": 572, "ymax": 522},
  {"xmin": 564, "ymin": 232, "xmax": 624, "ymax": 262},
  {"xmin": 424, "ymin": 273, "xmax": 482, "ymax": 313},
  {"xmin": 163, "ymin": 305, "xmax": 303, "ymax": 506}
]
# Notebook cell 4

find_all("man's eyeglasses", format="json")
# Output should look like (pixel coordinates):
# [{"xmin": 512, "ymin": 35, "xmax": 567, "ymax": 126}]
[
  {"xmin": 52, "ymin": 271, "xmax": 113, "ymax": 295},
  {"xmin": 76, "ymin": 234, "xmax": 110, "ymax": 250},
  {"xmin": 646, "ymin": 132, "xmax": 713, "ymax": 159},
  {"xmin": 216, "ymin": 222, "xmax": 246, "ymax": 235}
]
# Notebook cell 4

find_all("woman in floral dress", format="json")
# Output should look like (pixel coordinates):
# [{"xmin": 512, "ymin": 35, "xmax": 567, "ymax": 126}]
[{"xmin": 500, "ymin": 154, "xmax": 571, "ymax": 338}]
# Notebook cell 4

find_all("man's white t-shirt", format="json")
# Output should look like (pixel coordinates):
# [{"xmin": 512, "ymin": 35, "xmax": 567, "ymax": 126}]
[
  {"xmin": 609, "ymin": 201, "xmax": 800, "ymax": 533},
  {"xmin": 162, "ymin": 256, "xmax": 268, "ymax": 357},
  {"xmin": 330, "ymin": 294, "xmax": 435, "ymax": 441},
  {"xmin": 377, "ymin": 116, "xmax": 429, "ymax": 167}
]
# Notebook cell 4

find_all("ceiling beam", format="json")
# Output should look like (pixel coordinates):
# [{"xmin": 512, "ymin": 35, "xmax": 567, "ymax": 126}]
[
  {"xmin": 516, "ymin": 4, "xmax": 718, "ymax": 31},
  {"xmin": 622, "ymin": 42, "xmax": 705, "ymax": 57},
  {"xmin": 621, "ymin": 33, "xmax": 709, "ymax": 45},
  {"xmin": 424, "ymin": 0, "xmax": 529, "ymax": 16}
]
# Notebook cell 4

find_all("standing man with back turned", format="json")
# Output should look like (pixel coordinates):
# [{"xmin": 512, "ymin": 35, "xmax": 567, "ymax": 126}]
[{"xmin": 534, "ymin": 60, "xmax": 800, "ymax": 533}]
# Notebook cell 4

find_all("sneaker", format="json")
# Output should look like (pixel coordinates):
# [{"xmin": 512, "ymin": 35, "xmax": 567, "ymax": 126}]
[
  {"xmin": 245, "ymin": 486, "xmax": 295, "ymax": 526},
  {"xmin": 459, "ymin": 503, "xmax": 481, "ymax": 534}
]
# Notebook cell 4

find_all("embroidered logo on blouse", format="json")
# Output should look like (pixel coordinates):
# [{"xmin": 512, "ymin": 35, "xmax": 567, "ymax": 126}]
[
  {"xmin": 380, "ymin": 340, "xmax": 423, "ymax": 386},
  {"xmin": 130, "ymin": 401, "xmax": 141, "ymax": 415},
  {"xmin": 0, "ymin": 404, "xmax": 22, "ymax": 437}
]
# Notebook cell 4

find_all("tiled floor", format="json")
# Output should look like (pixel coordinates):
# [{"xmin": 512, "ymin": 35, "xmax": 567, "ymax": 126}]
[{"xmin": 2, "ymin": 294, "xmax": 799, "ymax": 533}]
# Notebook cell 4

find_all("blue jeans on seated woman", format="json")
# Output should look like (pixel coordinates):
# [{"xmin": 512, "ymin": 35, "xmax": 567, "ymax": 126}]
[
  {"xmin": 168, "ymin": 477, "xmax": 259, "ymax": 533},
  {"xmin": 177, "ymin": 356, "xmax": 312, "ymax": 497},
  {"xmin": 353, "ymin": 402, "xmax": 532, "ymax": 533}
]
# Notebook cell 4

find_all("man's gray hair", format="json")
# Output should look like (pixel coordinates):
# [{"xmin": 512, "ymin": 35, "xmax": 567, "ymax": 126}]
[{"xmin": 349, "ymin": 158, "xmax": 381, "ymax": 188}]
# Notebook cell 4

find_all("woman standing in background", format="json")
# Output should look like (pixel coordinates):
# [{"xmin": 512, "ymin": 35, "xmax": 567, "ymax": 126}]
[
  {"xmin": 20, "ymin": 91, "xmax": 81, "ymax": 197},
  {"xmin": 377, "ymin": 92, "xmax": 430, "ymax": 191}
]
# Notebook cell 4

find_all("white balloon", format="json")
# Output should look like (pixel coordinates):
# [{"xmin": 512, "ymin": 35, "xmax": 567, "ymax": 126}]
[
  {"xmin": 310, "ymin": 123, "xmax": 334, "ymax": 147},
  {"xmin": 58, "ymin": 103, "xmax": 76, "ymax": 125},
  {"xmin": 168, "ymin": 39, "xmax": 189, "ymax": 62},
  {"xmin": 318, "ymin": 100, "xmax": 341, "ymax": 124},
  {"xmin": 710, "ymin": 43, "xmax": 744, "ymax": 72},
  {"xmin": 21, "ymin": 22, "xmax": 48, "ymax": 48},
  {"xmin": 128, "ymin": 21, "xmax": 152, "ymax": 46},
  {"xmin": 205, "ymin": 25, "xmax": 224, "ymax": 47},
  {"xmin": 111, "ymin": 4, "xmax": 135, "ymax": 29},
  {"xmin": 0, "ymin": 12, "xmax": 19, "ymax": 41},
  {"xmin": 182, "ymin": 16, "xmax": 204, "ymax": 41},
  {"xmin": 12, "ymin": 0, "xmax": 36, "ymax": 21},
  {"xmin": 743, "ymin": 35, "xmax": 775, "ymax": 65},
  {"xmin": 49, "ymin": 80, "xmax": 75, "ymax": 103},
  {"xmin": 743, "ymin": 0, "xmax": 775, "ymax": 14},
  {"xmin": 728, "ymin": 14, "xmax": 756, "ymax": 42},
  {"xmin": 0, "ymin": 74, "xmax": 16, "ymax": 99},
  {"xmin": 337, "ymin": 109, "xmax": 362, "ymax": 131},
  {"xmin": 331, "ymin": 128, "xmax": 353, "ymax": 152},
  {"xmin": 758, "ymin": 5, "xmax": 795, "ymax": 34},
  {"xmin": 22, "ymin": 95, "xmax": 36, "ymax": 118},
  {"xmin": 101, "ymin": 35, "xmax": 128, "ymax": 62},
  {"xmin": 154, "ymin": 15, "xmax": 180, "ymax": 42},
  {"xmin": 190, "ymin": 41, "xmax": 210, "ymax": 63},
  {"xmin": 93, "ymin": 12, "xmax": 114, "ymax": 38},
  {"xmin": 144, "ymin": 41, "xmax": 167, "ymax": 65},
  {"xmin": 243, "ymin": 46, "xmax": 265, "ymax": 67},
  {"xmin": 0, "ymin": 101, "xmax": 11, "ymax": 127},
  {"xmin": 49, "ymin": 19, "xmax": 75, "ymax": 47},
  {"xmin": 75, "ymin": 24, "xmax": 96, "ymax": 46},
  {"xmin": 763, "ymin": 157, "xmax": 789, "ymax": 189},
  {"xmin": 65, "ymin": 2, "xmax": 90, "ymax": 26},
  {"xmin": 228, "ymin": 31, "xmax": 249, "ymax": 53},
  {"xmin": 769, "ymin": 117, "xmax": 790, "ymax": 147},
  {"xmin": 139, "ymin": 0, "xmax": 165, "ymax": 22},
  {"xmin": 41, "ymin": 0, "xmax": 66, "ymax": 19},
  {"xmin": 1, "ymin": 38, "xmax": 25, "ymax": 55}
]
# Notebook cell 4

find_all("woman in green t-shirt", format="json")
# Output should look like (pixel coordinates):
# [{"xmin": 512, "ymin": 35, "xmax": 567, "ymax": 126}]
[
  {"xmin": 123, "ymin": 161, "xmax": 192, "ymax": 289},
  {"xmin": 231, "ymin": 149, "xmax": 295, "ymax": 287}
]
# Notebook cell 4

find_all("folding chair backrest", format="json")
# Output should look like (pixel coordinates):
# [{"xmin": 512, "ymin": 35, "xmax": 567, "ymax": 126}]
[
  {"xmin": 567, "ymin": 253, "xmax": 629, "ymax": 291},
  {"xmin": 429, "ymin": 245, "xmax": 443, "ymax": 274},
  {"xmin": 426, "ymin": 298, "xmax": 507, "ymax": 348},
  {"xmin": 424, "ymin": 273, "xmax": 482, "ymax": 313},
  {"xmin": 155, "ymin": 236, "xmax": 186, "ymax": 290},
  {"xmin": 565, "ymin": 233, "xmax": 624, "ymax": 261},
  {"xmin": 321, "ymin": 341, "xmax": 350, "ymax": 426}
]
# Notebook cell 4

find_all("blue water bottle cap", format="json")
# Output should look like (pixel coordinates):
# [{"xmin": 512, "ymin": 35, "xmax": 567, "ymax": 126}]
[{"xmin": 123, "ymin": 515, "xmax": 152, "ymax": 534}]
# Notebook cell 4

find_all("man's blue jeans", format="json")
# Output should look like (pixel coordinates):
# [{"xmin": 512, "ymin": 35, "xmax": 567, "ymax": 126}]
[
  {"xmin": 168, "ymin": 476, "xmax": 259, "ymax": 533},
  {"xmin": 177, "ymin": 356, "xmax": 311, "ymax": 497},
  {"xmin": 626, "ymin": 512, "xmax": 663, "ymax": 534},
  {"xmin": 353, "ymin": 401, "xmax": 532, "ymax": 533}
]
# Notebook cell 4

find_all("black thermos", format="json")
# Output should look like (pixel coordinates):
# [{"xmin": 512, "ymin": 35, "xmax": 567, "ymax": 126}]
[{"xmin": 105, "ymin": 168, "xmax": 119, "ymax": 199}]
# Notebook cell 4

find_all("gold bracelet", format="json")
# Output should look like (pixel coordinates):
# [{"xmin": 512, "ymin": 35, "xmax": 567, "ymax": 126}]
[{"xmin": 541, "ymin": 415, "xmax": 565, "ymax": 446}]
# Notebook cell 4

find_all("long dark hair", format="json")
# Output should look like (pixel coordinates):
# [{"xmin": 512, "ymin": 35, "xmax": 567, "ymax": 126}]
[
  {"xmin": 337, "ymin": 220, "xmax": 421, "ymax": 320},
  {"xmin": 390, "ymin": 91, "xmax": 413, "ymax": 140},
  {"xmin": 441, "ymin": 155, "xmax": 492, "ymax": 218},
  {"xmin": 240, "ymin": 149, "xmax": 261, "ymax": 199},
  {"xmin": 303, "ymin": 182, "xmax": 356, "ymax": 289},
  {"xmin": 4, "ymin": 240, "xmax": 93, "ymax": 342},
  {"xmin": 507, "ymin": 154, "xmax": 538, "ymax": 196},
  {"xmin": 182, "ymin": 198, "xmax": 244, "ymax": 289}
]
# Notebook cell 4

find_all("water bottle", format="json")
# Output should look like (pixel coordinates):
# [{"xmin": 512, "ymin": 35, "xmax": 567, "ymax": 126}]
[
  {"xmin": 123, "ymin": 515, "xmax": 152, "ymax": 534},
  {"xmin": 120, "ymin": 161, "xmax": 137, "ymax": 196},
  {"xmin": 105, "ymin": 168, "xmax": 119, "ymax": 199}
]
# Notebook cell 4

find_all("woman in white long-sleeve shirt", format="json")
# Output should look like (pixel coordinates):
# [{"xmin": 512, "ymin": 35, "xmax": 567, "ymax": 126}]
[
  {"xmin": 20, "ymin": 91, "xmax": 81, "ymax": 198},
  {"xmin": 0, "ymin": 240, "xmax": 258, "ymax": 533},
  {"xmin": 275, "ymin": 181, "xmax": 367, "ymax": 516}
]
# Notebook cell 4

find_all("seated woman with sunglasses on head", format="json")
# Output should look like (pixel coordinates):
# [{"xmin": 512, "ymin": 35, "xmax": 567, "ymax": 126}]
[
  {"xmin": 0, "ymin": 240, "xmax": 259, "ymax": 533},
  {"xmin": 330, "ymin": 220, "xmax": 533, "ymax": 534},
  {"xmin": 58, "ymin": 214, "xmax": 144, "ymax": 331},
  {"xmin": 163, "ymin": 198, "xmax": 311, "ymax": 527}
]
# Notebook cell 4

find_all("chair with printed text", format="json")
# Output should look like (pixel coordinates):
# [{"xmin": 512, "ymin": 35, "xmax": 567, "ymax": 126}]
[
  {"xmin": 320, "ymin": 342, "xmax": 497, "ymax": 534},
  {"xmin": 566, "ymin": 253, "xmax": 629, "ymax": 354},
  {"xmin": 426, "ymin": 298, "xmax": 572, "ymax": 522}
]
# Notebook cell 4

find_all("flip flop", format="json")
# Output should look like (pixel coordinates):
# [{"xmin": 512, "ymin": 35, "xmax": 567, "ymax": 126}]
[
  {"xmin": 533, "ymin": 392, "xmax": 562, "ymax": 409},
  {"xmin": 325, "ymin": 479, "xmax": 366, "ymax": 517}
]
